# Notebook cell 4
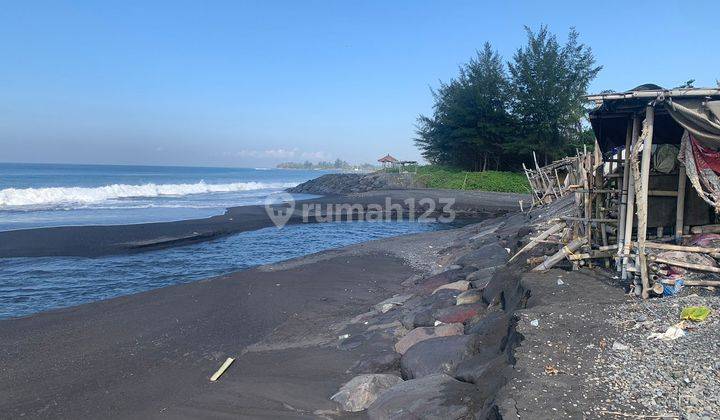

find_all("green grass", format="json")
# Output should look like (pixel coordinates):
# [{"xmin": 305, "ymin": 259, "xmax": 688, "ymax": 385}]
[{"xmin": 414, "ymin": 165, "xmax": 530, "ymax": 193}]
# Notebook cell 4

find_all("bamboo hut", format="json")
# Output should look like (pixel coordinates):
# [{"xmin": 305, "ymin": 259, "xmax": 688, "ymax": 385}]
[{"xmin": 524, "ymin": 84, "xmax": 720, "ymax": 299}]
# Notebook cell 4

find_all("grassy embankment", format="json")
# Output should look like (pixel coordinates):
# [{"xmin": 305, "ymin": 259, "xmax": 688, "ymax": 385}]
[{"xmin": 414, "ymin": 165, "xmax": 530, "ymax": 193}]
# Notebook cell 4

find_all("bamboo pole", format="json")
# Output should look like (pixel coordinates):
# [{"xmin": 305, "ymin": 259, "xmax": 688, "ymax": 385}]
[
  {"xmin": 662, "ymin": 278, "xmax": 720, "ymax": 287},
  {"xmin": 532, "ymin": 237, "xmax": 588, "ymax": 271},
  {"xmin": 509, "ymin": 222, "xmax": 565, "ymax": 262},
  {"xmin": 617, "ymin": 120, "xmax": 633, "ymax": 265},
  {"xmin": 639, "ymin": 241, "xmax": 720, "ymax": 254},
  {"xmin": 638, "ymin": 105, "xmax": 656, "ymax": 299},
  {"xmin": 648, "ymin": 255, "xmax": 720, "ymax": 274},
  {"xmin": 675, "ymin": 167, "xmax": 687, "ymax": 242},
  {"xmin": 621, "ymin": 115, "xmax": 641, "ymax": 280}
]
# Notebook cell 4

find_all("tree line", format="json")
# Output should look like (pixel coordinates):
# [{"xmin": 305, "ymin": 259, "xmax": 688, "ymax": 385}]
[{"xmin": 415, "ymin": 26, "xmax": 601, "ymax": 172}]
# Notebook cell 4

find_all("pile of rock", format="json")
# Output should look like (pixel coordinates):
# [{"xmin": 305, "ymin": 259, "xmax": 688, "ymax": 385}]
[
  {"xmin": 328, "ymin": 212, "xmax": 532, "ymax": 418},
  {"xmin": 287, "ymin": 172, "xmax": 419, "ymax": 195}
]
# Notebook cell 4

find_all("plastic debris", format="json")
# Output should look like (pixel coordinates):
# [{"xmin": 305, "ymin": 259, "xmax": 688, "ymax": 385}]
[
  {"xmin": 530, "ymin": 319, "xmax": 539, "ymax": 327},
  {"xmin": 680, "ymin": 306, "xmax": 711, "ymax": 322},
  {"xmin": 338, "ymin": 334, "xmax": 350, "ymax": 340},
  {"xmin": 662, "ymin": 278, "xmax": 684, "ymax": 297},
  {"xmin": 611, "ymin": 341, "xmax": 629, "ymax": 351},
  {"xmin": 557, "ymin": 279, "xmax": 565, "ymax": 285},
  {"xmin": 648, "ymin": 322, "xmax": 686, "ymax": 341}
]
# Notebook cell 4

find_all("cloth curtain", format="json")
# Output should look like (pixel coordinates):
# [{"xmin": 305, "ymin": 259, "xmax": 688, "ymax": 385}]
[{"xmin": 678, "ymin": 130, "xmax": 720, "ymax": 211}]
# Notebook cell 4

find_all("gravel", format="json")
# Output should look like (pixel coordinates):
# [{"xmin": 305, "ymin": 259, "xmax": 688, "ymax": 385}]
[{"xmin": 588, "ymin": 292, "xmax": 720, "ymax": 418}]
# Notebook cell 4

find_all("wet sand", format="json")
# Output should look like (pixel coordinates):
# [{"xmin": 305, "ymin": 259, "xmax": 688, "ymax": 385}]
[{"xmin": 0, "ymin": 243, "xmax": 419, "ymax": 418}]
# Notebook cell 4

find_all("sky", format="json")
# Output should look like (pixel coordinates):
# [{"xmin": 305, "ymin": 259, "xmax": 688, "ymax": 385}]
[{"xmin": 1, "ymin": 0, "xmax": 719, "ymax": 168}]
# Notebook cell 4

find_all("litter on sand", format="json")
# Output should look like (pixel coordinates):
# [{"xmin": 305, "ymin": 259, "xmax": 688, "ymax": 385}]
[
  {"xmin": 680, "ymin": 306, "xmax": 711, "ymax": 322},
  {"xmin": 648, "ymin": 322, "xmax": 687, "ymax": 341},
  {"xmin": 210, "ymin": 357, "xmax": 235, "ymax": 382}
]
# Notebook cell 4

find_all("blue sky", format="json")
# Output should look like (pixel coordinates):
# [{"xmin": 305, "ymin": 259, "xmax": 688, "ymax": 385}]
[{"xmin": 1, "ymin": 0, "xmax": 719, "ymax": 167}]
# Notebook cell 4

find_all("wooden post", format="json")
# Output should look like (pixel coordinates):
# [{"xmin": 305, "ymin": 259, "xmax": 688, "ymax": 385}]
[
  {"xmin": 616, "ymin": 119, "xmax": 633, "ymax": 269},
  {"xmin": 675, "ymin": 166, "xmax": 687, "ymax": 243},
  {"xmin": 637, "ymin": 105, "xmax": 655, "ymax": 299},
  {"xmin": 621, "ymin": 115, "xmax": 640, "ymax": 280}
]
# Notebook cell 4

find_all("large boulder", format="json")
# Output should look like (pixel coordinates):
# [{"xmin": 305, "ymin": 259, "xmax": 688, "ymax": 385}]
[
  {"xmin": 434, "ymin": 303, "xmax": 485, "ymax": 324},
  {"xmin": 400, "ymin": 290, "xmax": 459, "ymax": 329},
  {"xmin": 367, "ymin": 373, "xmax": 482, "ymax": 419},
  {"xmin": 400, "ymin": 335, "xmax": 480, "ymax": 379},
  {"xmin": 331, "ymin": 374, "xmax": 404, "ymax": 412},
  {"xmin": 482, "ymin": 269, "xmax": 527, "ymax": 310},
  {"xmin": 453, "ymin": 354, "xmax": 509, "ymax": 393},
  {"xmin": 453, "ymin": 243, "xmax": 508, "ymax": 269},
  {"xmin": 415, "ymin": 269, "xmax": 472, "ymax": 295},
  {"xmin": 374, "ymin": 294, "xmax": 413, "ymax": 313},
  {"xmin": 432, "ymin": 280, "xmax": 470, "ymax": 295},
  {"xmin": 394, "ymin": 323, "xmax": 464, "ymax": 355},
  {"xmin": 455, "ymin": 289, "xmax": 482, "ymax": 305},
  {"xmin": 349, "ymin": 352, "xmax": 401, "ymax": 374},
  {"xmin": 464, "ymin": 310, "xmax": 512, "ymax": 352}
]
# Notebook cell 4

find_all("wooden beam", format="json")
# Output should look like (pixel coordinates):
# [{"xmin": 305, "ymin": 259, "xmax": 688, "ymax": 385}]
[
  {"xmin": 617, "ymin": 119, "xmax": 633, "ymax": 267},
  {"xmin": 675, "ymin": 167, "xmax": 687, "ymax": 242},
  {"xmin": 637, "ymin": 105, "xmax": 656, "ymax": 299},
  {"xmin": 621, "ymin": 115, "xmax": 640, "ymax": 280}
]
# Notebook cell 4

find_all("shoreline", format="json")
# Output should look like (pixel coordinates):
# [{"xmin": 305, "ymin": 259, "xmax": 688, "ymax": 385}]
[{"xmin": 0, "ymin": 189, "xmax": 527, "ymax": 258}]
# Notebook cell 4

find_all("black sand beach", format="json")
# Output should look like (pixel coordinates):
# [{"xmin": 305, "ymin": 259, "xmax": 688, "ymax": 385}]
[{"xmin": 1, "ymin": 187, "xmax": 536, "ymax": 419}]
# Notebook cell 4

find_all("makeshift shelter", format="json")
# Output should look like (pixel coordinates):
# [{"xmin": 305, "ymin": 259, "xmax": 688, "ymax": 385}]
[{"xmin": 524, "ymin": 84, "xmax": 720, "ymax": 299}]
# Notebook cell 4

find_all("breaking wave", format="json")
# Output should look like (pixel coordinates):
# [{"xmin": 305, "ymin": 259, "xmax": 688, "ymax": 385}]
[{"xmin": 0, "ymin": 181, "xmax": 298, "ymax": 209}]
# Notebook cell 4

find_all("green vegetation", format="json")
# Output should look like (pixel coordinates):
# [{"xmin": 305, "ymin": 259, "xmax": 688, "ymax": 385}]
[
  {"xmin": 415, "ymin": 26, "xmax": 600, "ymax": 171},
  {"xmin": 415, "ymin": 165, "xmax": 530, "ymax": 193}
]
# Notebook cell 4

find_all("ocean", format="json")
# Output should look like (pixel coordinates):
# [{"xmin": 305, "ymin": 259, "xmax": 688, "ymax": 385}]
[
  {"xmin": 0, "ymin": 163, "xmax": 454, "ymax": 319},
  {"xmin": 0, "ymin": 163, "xmax": 322, "ymax": 231}
]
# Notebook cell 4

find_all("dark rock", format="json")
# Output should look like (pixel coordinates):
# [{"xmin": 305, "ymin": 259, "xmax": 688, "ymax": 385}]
[
  {"xmin": 287, "ymin": 173, "xmax": 419, "ymax": 195},
  {"xmin": 453, "ymin": 354, "xmax": 509, "ymax": 397},
  {"xmin": 482, "ymin": 269, "xmax": 528, "ymax": 311},
  {"xmin": 400, "ymin": 290, "xmax": 459, "ymax": 329},
  {"xmin": 464, "ymin": 310, "xmax": 511, "ymax": 353},
  {"xmin": 453, "ymin": 243, "xmax": 508, "ymax": 269},
  {"xmin": 400, "ymin": 335, "xmax": 481, "ymax": 379},
  {"xmin": 331, "ymin": 374, "xmax": 404, "ymax": 412},
  {"xmin": 394, "ymin": 323, "xmax": 464, "ymax": 355},
  {"xmin": 349, "ymin": 352, "xmax": 401, "ymax": 374},
  {"xmin": 416, "ymin": 269, "xmax": 470, "ymax": 295},
  {"xmin": 455, "ymin": 289, "xmax": 482, "ymax": 305},
  {"xmin": 367, "ymin": 373, "xmax": 483, "ymax": 419},
  {"xmin": 434, "ymin": 303, "xmax": 485, "ymax": 324}
]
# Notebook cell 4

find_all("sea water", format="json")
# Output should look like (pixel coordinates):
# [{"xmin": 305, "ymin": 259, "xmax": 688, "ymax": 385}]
[
  {"xmin": 0, "ymin": 163, "xmax": 456, "ymax": 319},
  {"xmin": 0, "ymin": 221, "xmax": 451, "ymax": 319},
  {"xmin": 0, "ymin": 162, "xmax": 323, "ymax": 231}
]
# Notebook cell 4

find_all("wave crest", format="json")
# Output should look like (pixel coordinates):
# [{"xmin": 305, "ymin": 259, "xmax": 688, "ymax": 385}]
[{"xmin": 0, "ymin": 181, "xmax": 297, "ymax": 209}]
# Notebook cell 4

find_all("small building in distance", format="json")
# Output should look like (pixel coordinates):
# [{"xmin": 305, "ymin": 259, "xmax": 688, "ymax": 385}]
[{"xmin": 378, "ymin": 154, "xmax": 399, "ymax": 169}]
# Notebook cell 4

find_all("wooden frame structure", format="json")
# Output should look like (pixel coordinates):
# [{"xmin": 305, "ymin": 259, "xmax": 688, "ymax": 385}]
[{"xmin": 526, "ymin": 85, "xmax": 720, "ymax": 298}]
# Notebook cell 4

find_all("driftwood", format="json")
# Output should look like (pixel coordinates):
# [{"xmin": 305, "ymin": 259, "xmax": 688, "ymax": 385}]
[
  {"xmin": 648, "ymin": 255, "xmax": 720, "ymax": 274},
  {"xmin": 532, "ymin": 237, "xmax": 588, "ymax": 272},
  {"xmin": 509, "ymin": 222, "xmax": 565, "ymax": 262}
]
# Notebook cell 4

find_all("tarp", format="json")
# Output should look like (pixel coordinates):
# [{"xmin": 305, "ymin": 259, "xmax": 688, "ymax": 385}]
[
  {"xmin": 665, "ymin": 98, "xmax": 720, "ymax": 148},
  {"xmin": 664, "ymin": 98, "xmax": 720, "ymax": 212}
]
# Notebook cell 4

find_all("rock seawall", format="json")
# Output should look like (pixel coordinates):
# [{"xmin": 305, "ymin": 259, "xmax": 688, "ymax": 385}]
[{"xmin": 287, "ymin": 172, "xmax": 420, "ymax": 194}]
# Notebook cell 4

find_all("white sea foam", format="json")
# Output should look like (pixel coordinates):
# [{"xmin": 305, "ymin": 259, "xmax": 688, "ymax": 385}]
[{"xmin": 0, "ymin": 181, "xmax": 298, "ymax": 209}]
